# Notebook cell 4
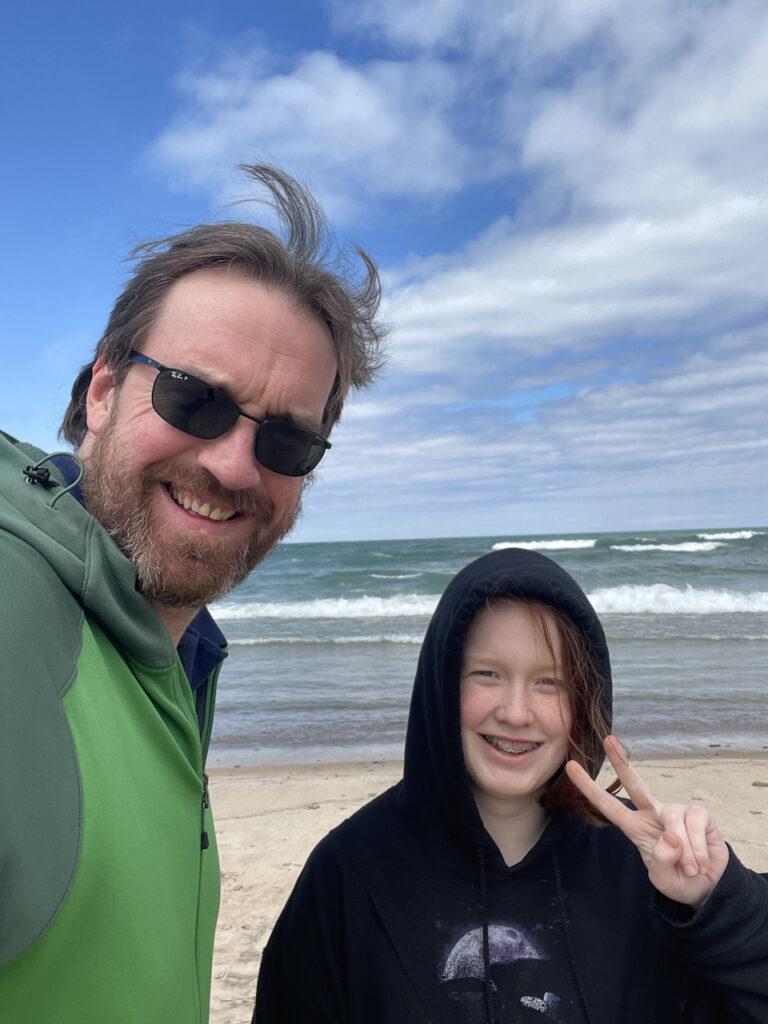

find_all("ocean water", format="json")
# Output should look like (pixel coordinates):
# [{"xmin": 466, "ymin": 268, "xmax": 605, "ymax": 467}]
[{"xmin": 207, "ymin": 528, "xmax": 768, "ymax": 766}]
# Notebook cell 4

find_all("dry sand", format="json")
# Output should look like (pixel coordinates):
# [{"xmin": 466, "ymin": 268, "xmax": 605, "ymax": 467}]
[{"xmin": 208, "ymin": 756, "xmax": 768, "ymax": 1024}]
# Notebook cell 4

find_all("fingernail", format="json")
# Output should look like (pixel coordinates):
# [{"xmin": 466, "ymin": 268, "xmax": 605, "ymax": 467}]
[{"xmin": 685, "ymin": 864, "xmax": 698, "ymax": 877}]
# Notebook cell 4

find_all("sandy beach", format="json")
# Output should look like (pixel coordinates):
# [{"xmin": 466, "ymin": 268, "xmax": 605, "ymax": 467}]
[{"xmin": 208, "ymin": 755, "xmax": 768, "ymax": 1024}]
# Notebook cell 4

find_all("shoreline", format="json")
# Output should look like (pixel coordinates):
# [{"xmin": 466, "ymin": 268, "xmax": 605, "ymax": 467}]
[
  {"xmin": 206, "ymin": 743, "xmax": 768, "ymax": 773},
  {"xmin": 209, "ymin": 748, "xmax": 768, "ymax": 777},
  {"xmin": 208, "ymin": 755, "xmax": 768, "ymax": 1024}
]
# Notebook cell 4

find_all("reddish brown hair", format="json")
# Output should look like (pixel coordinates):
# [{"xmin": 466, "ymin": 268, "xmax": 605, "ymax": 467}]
[{"xmin": 493, "ymin": 598, "xmax": 620, "ymax": 826}]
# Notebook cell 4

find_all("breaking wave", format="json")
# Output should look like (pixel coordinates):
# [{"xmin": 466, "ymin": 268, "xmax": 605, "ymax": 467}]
[
  {"xmin": 697, "ymin": 530, "xmax": 764, "ymax": 541},
  {"xmin": 492, "ymin": 539, "xmax": 596, "ymax": 552},
  {"xmin": 610, "ymin": 542, "xmax": 723, "ymax": 553},
  {"xmin": 211, "ymin": 594, "xmax": 439, "ymax": 620},
  {"xmin": 369, "ymin": 572, "xmax": 423, "ymax": 580},
  {"xmin": 588, "ymin": 584, "xmax": 768, "ymax": 614},
  {"xmin": 212, "ymin": 584, "xmax": 768, "ymax": 621},
  {"xmin": 227, "ymin": 633, "xmax": 422, "ymax": 646}
]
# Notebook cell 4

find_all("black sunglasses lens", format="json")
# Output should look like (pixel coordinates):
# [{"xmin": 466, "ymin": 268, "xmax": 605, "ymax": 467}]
[
  {"xmin": 255, "ymin": 423, "xmax": 328, "ymax": 477},
  {"xmin": 152, "ymin": 370, "xmax": 238, "ymax": 440},
  {"xmin": 150, "ymin": 367, "xmax": 327, "ymax": 476}
]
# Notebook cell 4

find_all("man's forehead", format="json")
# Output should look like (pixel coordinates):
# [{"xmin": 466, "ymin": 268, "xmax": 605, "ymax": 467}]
[
  {"xmin": 156, "ymin": 266, "xmax": 315, "ymax": 324},
  {"xmin": 141, "ymin": 269, "xmax": 337, "ymax": 422},
  {"xmin": 153, "ymin": 270, "xmax": 331, "ymax": 352}
]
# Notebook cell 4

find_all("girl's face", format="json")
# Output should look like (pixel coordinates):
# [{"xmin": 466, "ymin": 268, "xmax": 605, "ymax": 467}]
[{"xmin": 459, "ymin": 601, "xmax": 572, "ymax": 815}]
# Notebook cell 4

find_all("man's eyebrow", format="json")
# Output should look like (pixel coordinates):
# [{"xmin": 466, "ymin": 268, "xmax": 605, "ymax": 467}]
[
  {"xmin": 168, "ymin": 359, "xmax": 327, "ymax": 433},
  {"xmin": 262, "ymin": 408, "xmax": 326, "ymax": 433}
]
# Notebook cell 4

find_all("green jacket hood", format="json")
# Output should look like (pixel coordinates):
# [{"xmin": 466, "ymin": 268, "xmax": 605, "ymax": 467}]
[{"xmin": 0, "ymin": 430, "xmax": 176, "ymax": 668}]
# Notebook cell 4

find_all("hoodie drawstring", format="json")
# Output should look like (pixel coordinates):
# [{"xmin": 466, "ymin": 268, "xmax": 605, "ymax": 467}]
[
  {"xmin": 476, "ymin": 843, "xmax": 595, "ymax": 1024},
  {"xmin": 22, "ymin": 452, "xmax": 84, "ymax": 509},
  {"xmin": 477, "ymin": 845, "xmax": 497, "ymax": 1024},
  {"xmin": 552, "ymin": 849, "xmax": 594, "ymax": 1024}
]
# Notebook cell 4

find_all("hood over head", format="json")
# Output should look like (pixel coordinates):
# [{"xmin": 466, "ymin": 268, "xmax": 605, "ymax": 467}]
[{"xmin": 400, "ymin": 547, "xmax": 612, "ymax": 853}]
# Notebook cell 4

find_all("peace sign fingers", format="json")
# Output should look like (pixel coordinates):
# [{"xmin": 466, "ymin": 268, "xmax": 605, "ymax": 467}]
[
  {"xmin": 564, "ymin": 736, "xmax": 664, "ymax": 846},
  {"xmin": 565, "ymin": 736, "xmax": 729, "ymax": 907},
  {"xmin": 597, "ymin": 737, "xmax": 702, "ymax": 874}
]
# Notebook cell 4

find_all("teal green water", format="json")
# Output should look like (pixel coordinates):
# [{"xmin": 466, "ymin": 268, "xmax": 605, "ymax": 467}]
[{"xmin": 207, "ymin": 528, "xmax": 768, "ymax": 765}]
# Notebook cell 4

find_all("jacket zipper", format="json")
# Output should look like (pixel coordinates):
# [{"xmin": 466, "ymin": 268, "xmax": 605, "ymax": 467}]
[{"xmin": 201, "ymin": 772, "xmax": 210, "ymax": 850}]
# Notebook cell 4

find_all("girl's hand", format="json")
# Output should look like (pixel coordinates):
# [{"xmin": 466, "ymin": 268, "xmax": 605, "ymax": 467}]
[{"xmin": 565, "ymin": 735, "xmax": 729, "ymax": 908}]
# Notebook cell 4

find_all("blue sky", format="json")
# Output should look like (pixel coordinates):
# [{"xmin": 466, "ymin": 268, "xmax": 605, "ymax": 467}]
[{"xmin": 2, "ymin": 0, "xmax": 766, "ymax": 542}]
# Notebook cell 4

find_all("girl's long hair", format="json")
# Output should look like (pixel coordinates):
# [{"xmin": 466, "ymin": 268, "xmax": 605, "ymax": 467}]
[{"xmin": 494, "ymin": 598, "xmax": 620, "ymax": 826}]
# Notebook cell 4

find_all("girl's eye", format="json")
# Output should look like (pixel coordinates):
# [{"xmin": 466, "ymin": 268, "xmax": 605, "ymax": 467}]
[
  {"xmin": 462, "ymin": 668, "xmax": 498, "ymax": 683},
  {"xmin": 537, "ymin": 677, "xmax": 559, "ymax": 688}
]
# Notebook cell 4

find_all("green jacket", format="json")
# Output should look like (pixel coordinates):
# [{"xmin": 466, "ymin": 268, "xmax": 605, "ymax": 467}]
[{"xmin": 0, "ymin": 431, "xmax": 222, "ymax": 1023}]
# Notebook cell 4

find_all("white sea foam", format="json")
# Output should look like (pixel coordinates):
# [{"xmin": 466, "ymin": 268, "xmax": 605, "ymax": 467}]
[
  {"xmin": 211, "ymin": 593, "xmax": 439, "ymax": 621},
  {"xmin": 610, "ymin": 542, "xmax": 723, "ymax": 553},
  {"xmin": 492, "ymin": 539, "xmax": 596, "ymax": 552},
  {"xmin": 697, "ymin": 530, "xmax": 763, "ymax": 541},
  {"xmin": 214, "ymin": 584, "xmax": 768, "ymax": 620},
  {"xmin": 589, "ymin": 584, "xmax": 768, "ymax": 614},
  {"xmin": 369, "ymin": 572, "xmax": 423, "ymax": 580},
  {"xmin": 228, "ymin": 633, "xmax": 422, "ymax": 646}
]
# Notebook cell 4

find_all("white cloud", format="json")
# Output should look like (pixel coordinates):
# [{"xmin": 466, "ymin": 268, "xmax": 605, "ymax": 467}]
[
  {"xmin": 302, "ymin": 315, "xmax": 767, "ymax": 539},
  {"xmin": 382, "ymin": 195, "xmax": 768, "ymax": 380},
  {"xmin": 147, "ymin": 49, "xmax": 484, "ymax": 221},
  {"xmin": 331, "ymin": 0, "xmax": 619, "ymax": 59},
  {"xmin": 141, "ymin": 0, "xmax": 768, "ymax": 539}
]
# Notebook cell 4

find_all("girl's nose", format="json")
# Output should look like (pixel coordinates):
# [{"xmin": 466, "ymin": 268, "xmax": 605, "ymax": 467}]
[{"xmin": 495, "ymin": 685, "xmax": 534, "ymax": 726}]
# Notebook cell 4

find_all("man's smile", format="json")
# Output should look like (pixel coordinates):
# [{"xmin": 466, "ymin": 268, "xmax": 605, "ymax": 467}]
[{"xmin": 167, "ymin": 483, "xmax": 239, "ymax": 522}]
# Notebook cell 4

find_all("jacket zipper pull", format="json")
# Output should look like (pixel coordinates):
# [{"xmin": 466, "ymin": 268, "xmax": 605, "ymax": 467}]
[{"xmin": 201, "ymin": 772, "xmax": 210, "ymax": 850}]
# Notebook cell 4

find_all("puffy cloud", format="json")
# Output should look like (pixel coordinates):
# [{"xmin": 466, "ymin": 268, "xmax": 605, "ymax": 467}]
[
  {"xmin": 142, "ymin": 0, "xmax": 768, "ymax": 538},
  {"xmin": 147, "ymin": 49, "xmax": 485, "ymax": 220}
]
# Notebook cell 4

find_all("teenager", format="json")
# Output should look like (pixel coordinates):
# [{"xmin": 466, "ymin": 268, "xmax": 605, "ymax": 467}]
[{"xmin": 254, "ymin": 548, "xmax": 768, "ymax": 1023}]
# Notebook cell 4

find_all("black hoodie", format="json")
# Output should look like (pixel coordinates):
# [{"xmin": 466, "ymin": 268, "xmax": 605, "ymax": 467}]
[{"xmin": 254, "ymin": 549, "xmax": 768, "ymax": 1024}]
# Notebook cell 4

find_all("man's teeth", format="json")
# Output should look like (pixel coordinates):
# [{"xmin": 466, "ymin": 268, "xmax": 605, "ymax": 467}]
[
  {"xmin": 485, "ymin": 736, "xmax": 538, "ymax": 755},
  {"xmin": 171, "ymin": 489, "xmax": 237, "ymax": 521}
]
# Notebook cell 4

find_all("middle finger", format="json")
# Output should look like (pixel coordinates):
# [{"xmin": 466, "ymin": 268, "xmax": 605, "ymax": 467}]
[{"xmin": 603, "ymin": 736, "xmax": 663, "ymax": 816}]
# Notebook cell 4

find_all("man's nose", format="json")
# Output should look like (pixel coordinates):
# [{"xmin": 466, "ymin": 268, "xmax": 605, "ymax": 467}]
[{"xmin": 194, "ymin": 420, "xmax": 263, "ymax": 491}]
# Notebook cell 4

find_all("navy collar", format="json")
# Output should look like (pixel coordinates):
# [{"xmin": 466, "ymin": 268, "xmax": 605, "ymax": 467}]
[
  {"xmin": 177, "ymin": 608, "xmax": 228, "ymax": 690},
  {"xmin": 51, "ymin": 452, "xmax": 85, "ymax": 504}
]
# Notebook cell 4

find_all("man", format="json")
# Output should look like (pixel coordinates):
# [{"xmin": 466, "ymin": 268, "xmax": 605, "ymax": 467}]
[{"xmin": 0, "ymin": 165, "xmax": 385, "ymax": 1022}]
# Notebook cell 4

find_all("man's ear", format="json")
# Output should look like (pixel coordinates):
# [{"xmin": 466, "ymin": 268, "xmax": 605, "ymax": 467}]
[{"xmin": 84, "ymin": 354, "xmax": 116, "ymax": 436}]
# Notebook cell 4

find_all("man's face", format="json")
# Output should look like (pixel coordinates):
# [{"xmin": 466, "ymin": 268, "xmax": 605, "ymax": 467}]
[{"xmin": 79, "ymin": 267, "xmax": 338, "ymax": 610}]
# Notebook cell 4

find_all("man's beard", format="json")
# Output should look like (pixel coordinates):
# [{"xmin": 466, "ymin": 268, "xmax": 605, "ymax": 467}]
[{"xmin": 81, "ymin": 425, "xmax": 301, "ymax": 610}]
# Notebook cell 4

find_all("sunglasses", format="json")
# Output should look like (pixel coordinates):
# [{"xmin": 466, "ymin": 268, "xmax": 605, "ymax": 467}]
[{"xmin": 129, "ymin": 351, "xmax": 331, "ymax": 477}]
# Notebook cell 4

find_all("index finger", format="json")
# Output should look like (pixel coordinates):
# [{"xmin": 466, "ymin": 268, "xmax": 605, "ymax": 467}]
[{"xmin": 564, "ymin": 757, "xmax": 638, "ymax": 832}]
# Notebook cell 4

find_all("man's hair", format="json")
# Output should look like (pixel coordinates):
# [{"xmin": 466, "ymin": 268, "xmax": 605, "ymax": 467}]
[{"xmin": 60, "ymin": 164, "xmax": 386, "ymax": 446}]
